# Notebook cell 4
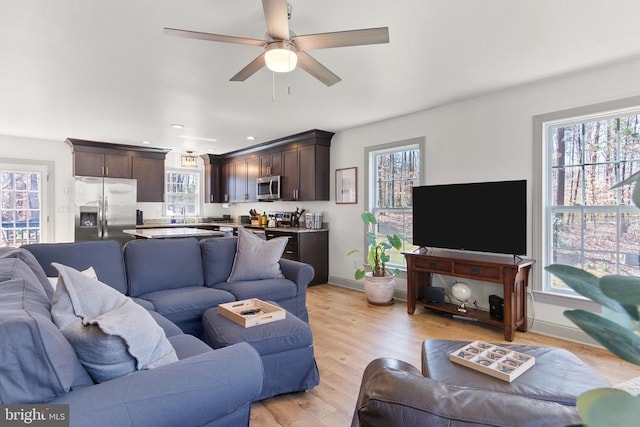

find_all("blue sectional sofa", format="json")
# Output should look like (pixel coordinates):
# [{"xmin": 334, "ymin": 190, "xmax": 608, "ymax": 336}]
[{"xmin": 1, "ymin": 236, "xmax": 315, "ymax": 426}]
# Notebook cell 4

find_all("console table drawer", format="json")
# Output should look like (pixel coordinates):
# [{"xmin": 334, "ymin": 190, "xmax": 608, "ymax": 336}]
[
  {"xmin": 414, "ymin": 258, "xmax": 452, "ymax": 273},
  {"xmin": 454, "ymin": 263, "xmax": 501, "ymax": 280}
]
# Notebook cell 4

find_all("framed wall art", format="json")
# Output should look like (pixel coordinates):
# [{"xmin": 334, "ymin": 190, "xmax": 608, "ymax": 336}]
[{"xmin": 336, "ymin": 167, "xmax": 357, "ymax": 204}]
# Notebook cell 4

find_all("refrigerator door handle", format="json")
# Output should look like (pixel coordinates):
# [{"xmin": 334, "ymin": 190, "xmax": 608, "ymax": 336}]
[
  {"xmin": 103, "ymin": 197, "xmax": 109, "ymax": 238},
  {"xmin": 97, "ymin": 197, "xmax": 104, "ymax": 238}
]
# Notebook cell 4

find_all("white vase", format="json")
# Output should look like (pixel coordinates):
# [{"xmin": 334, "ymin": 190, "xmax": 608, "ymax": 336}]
[{"xmin": 364, "ymin": 272, "xmax": 395, "ymax": 306}]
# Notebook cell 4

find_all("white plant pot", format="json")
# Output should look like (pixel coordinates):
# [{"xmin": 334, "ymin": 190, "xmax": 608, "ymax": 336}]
[{"xmin": 364, "ymin": 272, "xmax": 395, "ymax": 306}]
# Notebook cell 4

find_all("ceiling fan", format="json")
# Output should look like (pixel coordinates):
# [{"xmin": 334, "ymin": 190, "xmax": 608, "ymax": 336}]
[{"xmin": 164, "ymin": 0, "xmax": 389, "ymax": 87}]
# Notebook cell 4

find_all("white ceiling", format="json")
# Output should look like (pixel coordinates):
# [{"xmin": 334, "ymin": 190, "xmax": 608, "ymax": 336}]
[{"xmin": 2, "ymin": 0, "xmax": 640, "ymax": 155}]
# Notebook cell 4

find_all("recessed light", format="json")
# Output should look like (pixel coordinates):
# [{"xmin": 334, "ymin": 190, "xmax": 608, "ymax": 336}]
[
  {"xmin": 207, "ymin": 149, "xmax": 215, "ymax": 153},
  {"xmin": 171, "ymin": 123, "xmax": 184, "ymax": 129},
  {"xmin": 247, "ymin": 136, "xmax": 256, "ymax": 141},
  {"xmin": 141, "ymin": 141, "xmax": 151, "ymax": 145}
]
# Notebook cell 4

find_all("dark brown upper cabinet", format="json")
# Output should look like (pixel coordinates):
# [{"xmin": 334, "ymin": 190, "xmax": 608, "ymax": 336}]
[{"xmin": 67, "ymin": 138, "xmax": 169, "ymax": 202}]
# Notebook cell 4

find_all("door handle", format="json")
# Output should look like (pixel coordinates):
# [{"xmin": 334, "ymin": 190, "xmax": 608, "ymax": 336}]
[
  {"xmin": 97, "ymin": 198, "xmax": 103, "ymax": 238},
  {"xmin": 102, "ymin": 197, "xmax": 109, "ymax": 238}
]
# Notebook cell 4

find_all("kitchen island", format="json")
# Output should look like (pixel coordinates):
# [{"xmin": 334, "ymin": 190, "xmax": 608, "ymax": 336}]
[{"xmin": 123, "ymin": 227, "xmax": 225, "ymax": 239}]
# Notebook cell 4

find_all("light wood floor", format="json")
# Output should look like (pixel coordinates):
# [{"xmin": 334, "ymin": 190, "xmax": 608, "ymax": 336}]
[{"xmin": 250, "ymin": 284, "xmax": 640, "ymax": 426}]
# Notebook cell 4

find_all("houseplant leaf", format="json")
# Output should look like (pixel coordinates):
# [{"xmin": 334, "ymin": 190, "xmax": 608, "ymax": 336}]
[
  {"xmin": 361, "ymin": 211, "xmax": 377, "ymax": 224},
  {"xmin": 600, "ymin": 275, "xmax": 640, "ymax": 305},
  {"xmin": 545, "ymin": 264, "xmax": 625, "ymax": 312},
  {"xmin": 388, "ymin": 234, "xmax": 403, "ymax": 250},
  {"xmin": 564, "ymin": 309, "xmax": 640, "ymax": 365},
  {"xmin": 577, "ymin": 388, "xmax": 640, "ymax": 427},
  {"xmin": 600, "ymin": 275, "xmax": 640, "ymax": 320}
]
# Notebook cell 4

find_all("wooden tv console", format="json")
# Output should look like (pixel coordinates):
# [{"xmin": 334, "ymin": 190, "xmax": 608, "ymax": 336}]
[{"xmin": 404, "ymin": 249, "xmax": 534, "ymax": 341}]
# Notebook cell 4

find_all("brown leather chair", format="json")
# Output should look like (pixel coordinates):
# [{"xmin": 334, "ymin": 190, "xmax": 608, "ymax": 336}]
[{"xmin": 352, "ymin": 340, "xmax": 609, "ymax": 427}]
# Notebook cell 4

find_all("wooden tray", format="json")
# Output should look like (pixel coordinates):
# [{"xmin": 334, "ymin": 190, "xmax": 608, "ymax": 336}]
[
  {"xmin": 449, "ymin": 340, "xmax": 535, "ymax": 382},
  {"xmin": 218, "ymin": 299, "xmax": 286, "ymax": 328}
]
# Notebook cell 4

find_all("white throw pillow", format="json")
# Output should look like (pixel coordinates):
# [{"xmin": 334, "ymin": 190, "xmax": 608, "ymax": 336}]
[
  {"xmin": 227, "ymin": 226, "xmax": 288, "ymax": 282},
  {"xmin": 48, "ymin": 266, "xmax": 97, "ymax": 290},
  {"xmin": 50, "ymin": 263, "xmax": 178, "ymax": 383}
]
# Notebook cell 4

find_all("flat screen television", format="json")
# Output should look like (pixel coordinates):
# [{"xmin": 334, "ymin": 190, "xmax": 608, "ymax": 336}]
[{"xmin": 412, "ymin": 180, "xmax": 527, "ymax": 256}]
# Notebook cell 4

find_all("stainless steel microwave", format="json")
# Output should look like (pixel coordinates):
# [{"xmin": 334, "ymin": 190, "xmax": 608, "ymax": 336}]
[{"xmin": 256, "ymin": 175, "xmax": 281, "ymax": 200}]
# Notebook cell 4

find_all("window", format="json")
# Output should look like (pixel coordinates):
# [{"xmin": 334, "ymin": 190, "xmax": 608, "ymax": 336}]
[
  {"xmin": 1, "ymin": 163, "xmax": 48, "ymax": 247},
  {"xmin": 165, "ymin": 170, "xmax": 200, "ymax": 218},
  {"xmin": 539, "ymin": 103, "xmax": 640, "ymax": 295},
  {"xmin": 366, "ymin": 138, "xmax": 424, "ymax": 268}
]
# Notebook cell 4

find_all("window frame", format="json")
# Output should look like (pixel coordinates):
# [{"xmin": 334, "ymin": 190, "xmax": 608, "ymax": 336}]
[
  {"xmin": 533, "ymin": 95, "xmax": 640, "ymax": 306},
  {"xmin": 164, "ymin": 168, "xmax": 202, "ymax": 218},
  {"xmin": 365, "ymin": 137, "xmax": 426, "ymax": 271}
]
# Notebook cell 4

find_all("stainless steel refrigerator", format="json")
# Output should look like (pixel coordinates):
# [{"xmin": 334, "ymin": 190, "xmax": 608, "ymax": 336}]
[{"xmin": 75, "ymin": 177, "xmax": 137, "ymax": 245}]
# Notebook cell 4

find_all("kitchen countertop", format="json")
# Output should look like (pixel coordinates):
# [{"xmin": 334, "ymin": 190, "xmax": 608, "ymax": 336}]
[
  {"xmin": 123, "ymin": 228, "xmax": 225, "ymax": 239},
  {"xmin": 135, "ymin": 222, "xmax": 328, "ymax": 233}
]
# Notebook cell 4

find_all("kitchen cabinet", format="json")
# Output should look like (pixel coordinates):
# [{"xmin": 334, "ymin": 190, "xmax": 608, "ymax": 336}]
[
  {"xmin": 202, "ymin": 154, "xmax": 223, "ymax": 203},
  {"xmin": 282, "ymin": 143, "xmax": 330, "ymax": 201},
  {"xmin": 265, "ymin": 229, "xmax": 329, "ymax": 286},
  {"xmin": 132, "ymin": 156, "xmax": 165, "ymax": 202},
  {"xmin": 228, "ymin": 155, "xmax": 259, "ymax": 203},
  {"xmin": 221, "ymin": 161, "xmax": 234, "ymax": 203},
  {"xmin": 74, "ymin": 151, "xmax": 132, "ymax": 178},
  {"xmin": 260, "ymin": 151, "xmax": 282, "ymax": 176},
  {"xmin": 206, "ymin": 129, "xmax": 333, "ymax": 203},
  {"xmin": 67, "ymin": 138, "xmax": 169, "ymax": 202}
]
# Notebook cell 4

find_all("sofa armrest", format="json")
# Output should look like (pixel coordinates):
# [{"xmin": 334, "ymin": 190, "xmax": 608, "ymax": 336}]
[
  {"xmin": 278, "ymin": 258, "xmax": 314, "ymax": 293},
  {"xmin": 51, "ymin": 343, "xmax": 263, "ymax": 427},
  {"xmin": 352, "ymin": 358, "xmax": 582, "ymax": 427}
]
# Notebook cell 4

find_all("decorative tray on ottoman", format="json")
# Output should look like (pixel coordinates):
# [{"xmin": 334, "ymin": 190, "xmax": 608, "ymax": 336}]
[
  {"xmin": 218, "ymin": 298, "xmax": 286, "ymax": 328},
  {"xmin": 449, "ymin": 340, "xmax": 535, "ymax": 382}
]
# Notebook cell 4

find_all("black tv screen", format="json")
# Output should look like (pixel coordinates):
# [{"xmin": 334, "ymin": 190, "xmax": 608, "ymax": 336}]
[{"xmin": 412, "ymin": 180, "xmax": 527, "ymax": 256}]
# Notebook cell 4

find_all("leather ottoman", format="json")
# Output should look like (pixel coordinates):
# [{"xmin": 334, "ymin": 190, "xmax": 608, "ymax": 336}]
[
  {"xmin": 422, "ymin": 339, "xmax": 609, "ymax": 405},
  {"xmin": 202, "ymin": 305, "xmax": 320, "ymax": 400}
]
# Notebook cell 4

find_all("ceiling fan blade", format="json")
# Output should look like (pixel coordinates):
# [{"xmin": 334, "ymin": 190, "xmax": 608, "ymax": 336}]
[
  {"xmin": 293, "ymin": 27, "xmax": 389, "ymax": 51},
  {"xmin": 230, "ymin": 53, "xmax": 266, "ymax": 82},
  {"xmin": 164, "ymin": 27, "xmax": 265, "ymax": 47},
  {"xmin": 296, "ymin": 52, "xmax": 341, "ymax": 87},
  {"xmin": 262, "ymin": 0, "xmax": 290, "ymax": 40}
]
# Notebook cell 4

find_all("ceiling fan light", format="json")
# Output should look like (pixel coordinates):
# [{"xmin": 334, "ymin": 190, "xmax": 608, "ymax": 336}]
[{"xmin": 265, "ymin": 41, "xmax": 298, "ymax": 73}]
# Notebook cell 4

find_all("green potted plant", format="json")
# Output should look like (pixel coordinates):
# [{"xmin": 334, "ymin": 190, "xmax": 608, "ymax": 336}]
[
  {"xmin": 348, "ymin": 211, "xmax": 403, "ymax": 305},
  {"xmin": 545, "ymin": 172, "xmax": 640, "ymax": 426}
]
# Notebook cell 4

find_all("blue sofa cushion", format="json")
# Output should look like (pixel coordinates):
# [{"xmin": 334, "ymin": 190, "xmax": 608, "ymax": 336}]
[
  {"xmin": 139, "ymin": 286, "xmax": 235, "ymax": 327},
  {"xmin": 0, "ymin": 259, "xmax": 51, "ymax": 315},
  {"xmin": 51, "ymin": 263, "xmax": 178, "ymax": 383},
  {"xmin": 0, "ymin": 248, "xmax": 55, "ymax": 301},
  {"xmin": 23, "ymin": 241, "xmax": 128, "ymax": 295},
  {"xmin": 124, "ymin": 238, "xmax": 205, "ymax": 297},
  {"xmin": 211, "ymin": 278, "xmax": 297, "ymax": 302},
  {"xmin": 201, "ymin": 237, "xmax": 237, "ymax": 286},
  {"xmin": 0, "ymin": 278, "xmax": 93, "ymax": 404}
]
